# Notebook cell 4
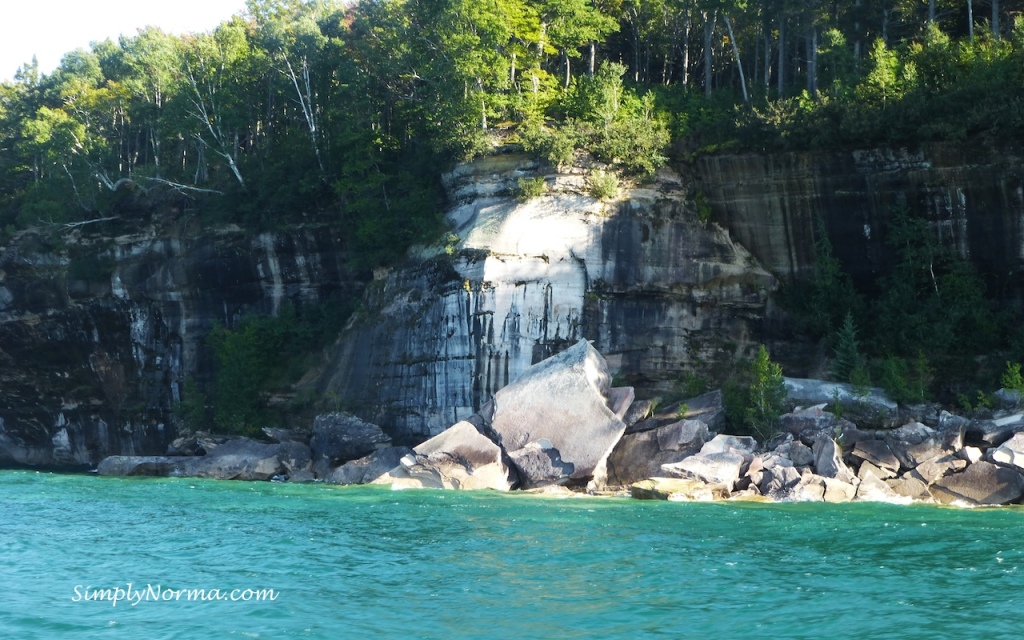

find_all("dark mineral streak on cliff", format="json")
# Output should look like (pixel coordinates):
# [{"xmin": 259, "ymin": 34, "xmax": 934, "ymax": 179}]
[
  {"xmin": 318, "ymin": 156, "xmax": 776, "ymax": 444},
  {"xmin": 0, "ymin": 224, "xmax": 355, "ymax": 467},
  {"xmin": 697, "ymin": 145, "xmax": 1024, "ymax": 301}
]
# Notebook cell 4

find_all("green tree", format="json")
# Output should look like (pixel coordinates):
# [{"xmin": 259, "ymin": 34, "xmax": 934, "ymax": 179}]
[
  {"xmin": 831, "ymin": 312, "xmax": 861, "ymax": 382},
  {"xmin": 746, "ymin": 344, "xmax": 787, "ymax": 442}
]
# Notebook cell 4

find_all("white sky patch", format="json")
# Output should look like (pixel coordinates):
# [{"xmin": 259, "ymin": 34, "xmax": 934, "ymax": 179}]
[{"xmin": 0, "ymin": 0, "xmax": 249, "ymax": 81}]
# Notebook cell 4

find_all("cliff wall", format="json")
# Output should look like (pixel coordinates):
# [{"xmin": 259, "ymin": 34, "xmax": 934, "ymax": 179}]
[
  {"xmin": 0, "ymin": 221, "xmax": 355, "ymax": 467},
  {"xmin": 696, "ymin": 144, "xmax": 1024, "ymax": 301},
  {"xmin": 319, "ymin": 155, "xmax": 776, "ymax": 442}
]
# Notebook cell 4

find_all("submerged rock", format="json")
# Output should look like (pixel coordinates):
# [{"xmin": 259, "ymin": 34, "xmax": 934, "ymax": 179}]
[
  {"xmin": 630, "ymin": 477, "xmax": 728, "ymax": 501},
  {"xmin": 97, "ymin": 455, "xmax": 195, "ymax": 477}
]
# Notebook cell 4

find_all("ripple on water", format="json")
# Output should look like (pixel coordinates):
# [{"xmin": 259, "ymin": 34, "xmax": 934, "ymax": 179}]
[{"xmin": 2, "ymin": 471, "xmax": 1024, "ymax": 638}]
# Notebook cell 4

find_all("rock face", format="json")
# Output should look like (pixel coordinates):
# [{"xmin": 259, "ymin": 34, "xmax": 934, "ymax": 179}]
[
  {"xmin": 309, "ymin": 413, "xmax": 391, "ymax": 476},
  {"xmin": 697, "ymin": 146, "xmax": 1024, "ymax": 305},
  {"xmin": 0, "ymin": 224, "xmax": 356, "ymax": 467},
  {"xmin": 319, "ymin": 155, "xmax": 776, "ymax": 442},
  {"xmin": 376, "ymin": 421, "xmax": 513, "ymax": 491}
]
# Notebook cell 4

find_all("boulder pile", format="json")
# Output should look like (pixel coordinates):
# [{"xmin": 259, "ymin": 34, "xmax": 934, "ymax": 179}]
[{"xmin": 96, "ymin": 341, "xmax": 1024, "ymax": 507}]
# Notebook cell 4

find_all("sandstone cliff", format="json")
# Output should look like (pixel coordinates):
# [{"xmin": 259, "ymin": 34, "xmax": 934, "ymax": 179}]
[{"xmin": 318, "ymin": 154, "xmax": 776, "ymax": 443}]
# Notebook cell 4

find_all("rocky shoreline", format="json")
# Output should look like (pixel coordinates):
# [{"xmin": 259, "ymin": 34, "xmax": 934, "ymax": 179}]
[{"xmin": 96, "ymin": 340, "xmax": 1024, "ymax": 508}]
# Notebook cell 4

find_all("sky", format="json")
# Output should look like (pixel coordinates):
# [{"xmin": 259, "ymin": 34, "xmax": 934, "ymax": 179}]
[{"xmin": 0, "ymin": 0, "xmax": 250, "ymax": 82}]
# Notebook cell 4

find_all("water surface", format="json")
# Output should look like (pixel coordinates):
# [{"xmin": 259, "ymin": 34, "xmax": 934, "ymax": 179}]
[{"xmin": 2, "ymin": 470, "xmax": 1021, "ymax": 638}]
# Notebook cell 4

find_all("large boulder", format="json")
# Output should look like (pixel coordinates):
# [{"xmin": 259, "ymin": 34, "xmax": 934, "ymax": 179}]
[
  {"xmin": 930, "ymin": 461, "xmax": 1024, "ymax": 506},
  {"xmin": 190, "ymin": 439, "xmax": 311, "ymax": 481},
  {"xmin": 506, "ymin": 440, "xmax": 576, "ymax": 489},
  {"xmin": 376, "ymin": 421, "xmax": 513, "ymax": 491},
  {"xmin": 99, "ymin": 440, "xmax": 311, "ymax": 481},
  {"xmin": 784, "ymin": 378, "xmax": 899, "ymax": 428},
  {"xmin": 811, "ymin": 437, "xmax": 857, "ymax": 484},
  {"xmin": 850, "ymin": 439, "xmax": 901, "ymax": 475},
  {"xmin": 883, "ymin": 422, "xmax": 957, "ymax": 471},
  {"xmin": 660, "ymin": 434, "xmax": 755, "ymax": 489},
  {"xmin": 758, "ymin": 465, "xmax": 802, "ymax": 498},
  {"xmin": 488, "ymin": 340, "xmax": 629, "ymax": 487},
  {"xmin": 885, "ymin": 473, "xmax": 935, "ymax": 502},
  {"xmin": 780, "ymin": 404, "xmax": 857, "ymax": 445},
  {"xmin": 988, "ymin": 432, "xmax": 1024, "ymax": 472},
  {"xmin": 310, "ymin": 413, "xmax": 391, "ymax": 476},
  {"xmin": 911, "ymin": 453, "xmax": 967, "ymax": 485},
  {"xmin": 324, "ymin": 446, "xmax": 413, "ymax": 485},
  {"xmin": 603, "ymin": 419, "xmax": 710, "ymax": 487},
  {"xmin": 967, "ymin": 413, "xmax": 1024, "ymax": 447}
]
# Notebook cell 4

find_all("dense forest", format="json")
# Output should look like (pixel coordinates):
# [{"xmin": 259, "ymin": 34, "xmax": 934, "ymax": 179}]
[
  {"xmin": 4, "ymin": 0, "xmax": 1024, "ymax": 259},
  {"xmin": 2, "ymin": 0, "xmax": 1024, "ymax": 422}
]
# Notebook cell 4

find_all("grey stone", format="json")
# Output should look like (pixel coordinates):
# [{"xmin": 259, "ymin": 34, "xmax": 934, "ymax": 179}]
[
  {"xmin": 630, "ymin": 477, "xmax": 727, "ymax": 501},
  {"xmin": 884, "ymin": 422, "xmax": 952, "ymax": 471},
  {"xmin": 603, "ymin": 419, "xmax": 710, "ymax": 487},
  {"xmin": 662, "ymin": 450, "xmax": 747, "ymax": 488},
  {"xmin": 310, "ymin": 413, "xmax": 391, "ymax": 476},
  {"xmin": 855, "ymin": 471, "xmax": 904, "ymax": 502},
  {"xmin": 812, "ymin": 437, "xmax": 857, "ymax": 484},
  {"xmin": 822, "ymin": 477, "xmax": 858, "ymax": 503},
  {"xmin": 988, "ymin": 432, "xmax": 1024, "ymax": 471},
  {"xmin": 759, "ymin": 465, "xmax": 802, "ymax": 497},
  {"xmin": 913, "ymin": 453, "xmax": 967, "ymax": 484},
  {"xmin": 287, "ymin": 470, "xmax": 316, "ymax": 483},
  {"xmin": 789, "ymin": 472, "xmax": 827, "ymax": 502},
  {"xmin": 97, "ymin": 456, "xmax": 196, "ymax": 477},
  {"xmin": 851, "ymin": 439, "xmax": 901, "ymax": 473},
  {"xmin": 700, "ymin": 434, "xmax": 757, "ymax": 456},
  {"xmin": 931, "ymin": 461, "xmax": 1024, "ymax": 506},
  {"xmin": 490, "ymin": 340, "xmax": 626, "ymax": 486},
  {"xmin": 773, "ymin": 439, "xmax": 814, "ymax": 467},
  {"xmin": 377, "ymin": 421, "xmax": 513, "ymax": 491},
  {"xmin": 780, "ymin": 404, "xmax": 857, "ymax": 444},
  {"xmin": 277, "ymin": 442, "xmax": 312, "ymax": 475},
  {"xmin": 622, "ymin": 399, "xmax": 654, "ymax": 427},
  {"xmin": 325, "ymin": 446, "xmax": 413, "ymax": 485},
  {"xmin": 994, "ymin": 388, "xmax": 1024, "ymax": 409},
  {"xmin": 967, "ymin": 414, "xmax": 1024, "ymax": 447},
  {"xmin": 784, "ymin": 378, "xmax": 899, "ymax": 429},
  {"xmin": 607, "ymin": 387, "xmax": 636, "ymax": 421},
  {"xmin": 190, "ymin": 439, "xmax": 302, "ymax": 481},
  {"xmin": 960, "ymin": 446, "xmax": 983, "ymax": 464},
  {"xmin": 677, "ymin": 390, "xmax": 726, "ymax": 433},
  {"xmin": 885, "ymin": 474, "xmax": 934, "ymax": 502},
  {"xmin": 506, "ymin": 440, "xmax": 575, "ymax": 489},
  {"xmin": 857, "ymin": 461, "xmax": 896, "ymax": 481}
]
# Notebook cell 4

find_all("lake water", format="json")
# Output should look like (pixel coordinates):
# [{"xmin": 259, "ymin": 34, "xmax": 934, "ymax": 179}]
[{"xmin": 2, "ymin": 469, "xmax": 1022, "ymax": 638}]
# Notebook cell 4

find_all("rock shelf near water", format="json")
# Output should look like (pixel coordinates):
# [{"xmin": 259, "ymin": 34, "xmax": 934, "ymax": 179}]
[{"xmin": 96, "ymin": 342, "xmax": 1024, "ymax": 507}]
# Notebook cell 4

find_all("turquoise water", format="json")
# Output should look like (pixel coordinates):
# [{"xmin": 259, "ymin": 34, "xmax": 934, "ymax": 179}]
[{"xmin": 2, "ymin": 471, "xmax": 1023, "ymax": 639}]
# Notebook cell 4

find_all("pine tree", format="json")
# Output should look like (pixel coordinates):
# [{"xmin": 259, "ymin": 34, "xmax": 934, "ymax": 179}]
[
  {"xmin": 746, "ymin": 345, "xmax": 787, "ymax": 443},
  {"xmin": 831, "ymin": 312, "xmax": 861, "ymax": 382}
]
